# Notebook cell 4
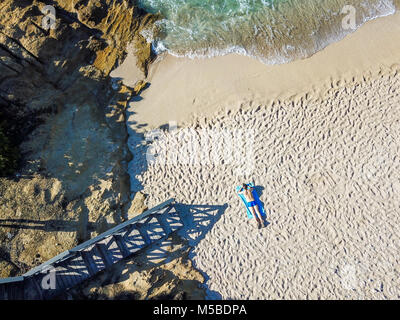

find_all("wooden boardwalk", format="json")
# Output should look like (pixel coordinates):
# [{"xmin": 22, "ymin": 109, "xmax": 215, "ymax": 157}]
[{"xmin": 0, "ymin": 198, "xmax": 183, "ymax": 300}]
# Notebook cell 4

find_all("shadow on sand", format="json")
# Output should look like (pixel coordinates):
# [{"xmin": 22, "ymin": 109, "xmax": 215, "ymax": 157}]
[
  {"xmin": 176, "ymin": 202, "xmax": 228, "ymax": 299},
  {"xmin": 0, "ymin": 218, "xmax": 117, "ymax": 233},
  {"xmin": 64, "ymin": 202, "xmax": 228, "ymax": 300},
  {"xmin": 135, "ymin": 202, "xmax": 229, "ymax": 299}
]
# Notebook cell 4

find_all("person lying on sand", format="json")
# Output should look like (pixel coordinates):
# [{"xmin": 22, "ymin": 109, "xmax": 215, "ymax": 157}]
[{"xmin": 238, "ymin": 183, "xmax": 266, "ymax": 229}]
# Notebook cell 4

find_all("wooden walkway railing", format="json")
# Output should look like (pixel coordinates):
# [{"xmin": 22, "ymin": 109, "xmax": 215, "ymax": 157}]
[{"xmin": 0, "ymin": 198, "xmax": 182, "ymax": 300}]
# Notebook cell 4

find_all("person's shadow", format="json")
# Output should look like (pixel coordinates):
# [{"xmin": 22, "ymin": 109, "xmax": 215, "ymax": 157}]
[{"xmin": 252, "ymin": 184, "xmax": 270, "ymax": 227}]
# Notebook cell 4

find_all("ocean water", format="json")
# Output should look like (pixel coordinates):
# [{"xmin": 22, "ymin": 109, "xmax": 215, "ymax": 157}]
[{"xmin": 138, "ymin": 0, "xmax": 397, "ymax": 64}]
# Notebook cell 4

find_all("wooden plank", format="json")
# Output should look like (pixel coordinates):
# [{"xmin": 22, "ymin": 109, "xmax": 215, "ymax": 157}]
[
  {"xmin": 0, "ymin": 283, "xmax": 5, "ymax": 300},
  {"xmin": 6, "ymin": 284, "xmax": 13, "ymax": 300},
  {"xmin": 131, "ymin": 223, "xmax": 151, "ymax": 245},
  {"xmin": 69, "ymin": 255, "xmax": 90, "ymax": 281},
  {"xmin": 14, "ymin": 281, "xmax": 24, "ymax": 300},
  {"xmin": 79, "ymin": 251, "xmax": 97, "ymax": 277},
  {"xmin": 95, "ymin": 243, "xmax": 113, "ymax": 268},
  {"xmin": 84, "ymin": 245, "xmax": 107, "ymax": 273},
  {"xmin": 8, "ymin": 282, "xmax": 24, "ymax": 300},
  {"xmin": 58, "ymin": 260, "xmax": 81, "ymax": 287},
  {"xmin": 69, "ymin": 198, "xmax": 175, "ymax": 253},
  {"xmin": 53, "ymin": 263, "xmax": 74, "ymax": 289},
  {"xmin": 26, "ymin": 266, "xmax": 65, "ymax": 300},
  {"xmin": 54, "ymin": 266, "xmax": 70, "ymax": 290},
  {"xmin": 24, "ymin": 276, "xmax": 44, "ymax": 300},
  {"xmin": 113, "ymin": 234, "xmax": 130, "ymax": 258},
  {"xmin": 123, "ymin": 225, "xmax": 147, "ymax": 253},
  {"xmin": 155, "ymin": 205, "xmax": 184, "ymax": 234},
  {"xmin": 0, "ymin": 276, "xmax": 24, "ymax": 284},
  {"xmin": 0, "ymin": 199, "xmax": 178, "ymax": 299},
  {"xmin": 165, "ymin": 209, "xmax": 185, "ymax": 232},
  {"xmin": 5, "ymin": 284, "xmax": 12, "ymax": 300},
  {"xmin": 98, "ymin": 237, "xmax": 124, "ymax": 265},
  {"xmin": 50, "ymin": 271, "xmax": 69, "ymax": 291},
  {"xmin": 36, "ymin": 265, "xmax": 65, "ymax": 292},
  {"xmin": 3, "ymin": 284, "xmax": 8, "ymax": 300},
  {"xmin": 144, "ymin": 216, "xmax": 167, "ymax": 242}
]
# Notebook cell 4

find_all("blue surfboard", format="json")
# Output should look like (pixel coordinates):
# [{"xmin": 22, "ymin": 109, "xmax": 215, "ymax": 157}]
[{"xmin": 236, "ymin": 183, "xmax": 266, "ymax": 219}]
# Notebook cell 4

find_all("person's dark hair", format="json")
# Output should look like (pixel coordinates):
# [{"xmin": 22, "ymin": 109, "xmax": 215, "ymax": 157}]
[{"xmin": 242, "ymin": 183, "xmax": 247, "ymax": 190}]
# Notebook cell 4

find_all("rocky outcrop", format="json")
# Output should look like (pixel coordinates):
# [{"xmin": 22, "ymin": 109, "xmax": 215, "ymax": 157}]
[
  {"xmin": 0, "ymin": 0, "xmax": 157, "ymax": 275},
  {"xmin": 0, "ymin": 119, "xmax": 18, "ymax": 176},
  {"xmin": 0, "ymin": 0, "xmax": 207, "ymax": 300},
  {"xmin": 126, "ymin": 191, "xmax": 148, "ymax": 219},
  {"xmin": 0, "ymin": 0, "xmax": 157, "ymax": 175},
  {"xmin": 62, "ymin": 234, "xmax": 206, "ymax": 300}
]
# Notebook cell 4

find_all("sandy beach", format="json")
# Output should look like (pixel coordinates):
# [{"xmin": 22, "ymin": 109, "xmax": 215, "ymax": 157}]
[{"xmin": 112, "ymin": 11, "xmax": 400, "ymax": 299}]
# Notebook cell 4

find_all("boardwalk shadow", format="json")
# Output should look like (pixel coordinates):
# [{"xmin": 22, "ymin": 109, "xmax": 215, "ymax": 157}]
[
  {"xmin": 175, "ymin": 203, "xmax": 228, "ymax": 300},
  {"xmin": 175, "ymin": 203, "xmax": 228, "ymax": 247},
  {"xmin": 67, "ymin": 202, "xmax": 228, "ymax": 300},
  {"xmin": 1, "ymin": 202, "xmax": 233, "ymax": 300},
  {"xmin": 120, "ymin": 203, "xmax": 228, "ymax": 267},
  {"xmin": 134, "ymin": 203, "xmax": 228, "ymax": 263}
]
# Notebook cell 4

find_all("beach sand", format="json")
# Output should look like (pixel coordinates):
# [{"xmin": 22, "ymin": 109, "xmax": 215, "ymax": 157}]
[
  {"xmin": 115, "ymin": 12, "xmax": 400, "ymax": 299},
  {"xmin": 120, "ymin": 12, "xmax": 400, "ymax": 131}
]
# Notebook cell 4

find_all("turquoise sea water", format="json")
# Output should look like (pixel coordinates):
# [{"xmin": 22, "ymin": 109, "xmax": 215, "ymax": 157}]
[{"xmin": 138, "ymin": 0, "xmax": 396, "ymax": 63}]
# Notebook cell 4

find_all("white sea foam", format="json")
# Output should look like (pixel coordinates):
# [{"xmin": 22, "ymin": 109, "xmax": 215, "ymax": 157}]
[{"xmin": 138, "ymin": 0, "xmax": 396, "ymax": 65}]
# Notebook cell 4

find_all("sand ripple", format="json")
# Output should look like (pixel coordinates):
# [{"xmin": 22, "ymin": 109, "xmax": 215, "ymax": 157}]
[{"xmin": 129, "ymin": 70, "xmax": 400, "ymax": 299}]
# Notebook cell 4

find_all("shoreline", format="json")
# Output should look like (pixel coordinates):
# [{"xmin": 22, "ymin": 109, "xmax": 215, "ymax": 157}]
[{"xmin": 111, "ymin": 11, "xmax": 400, "ymax": 130}]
